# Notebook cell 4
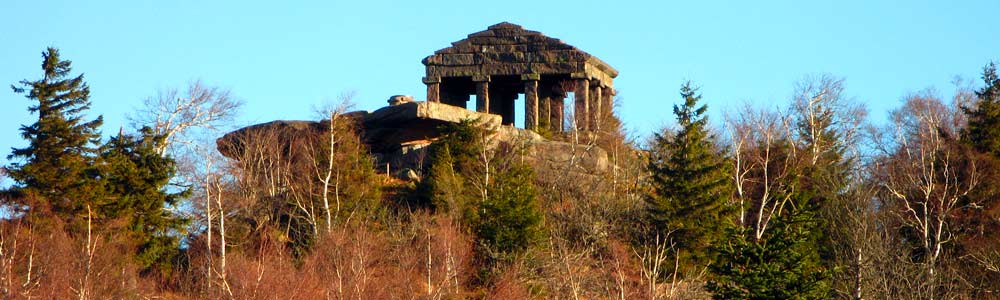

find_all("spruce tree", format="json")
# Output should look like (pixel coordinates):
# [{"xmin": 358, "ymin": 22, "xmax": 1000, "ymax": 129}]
[
  {"xmin": 100, "ymin": 127, "xmax": 189, "ymax": 274},
  {"xmin": 420, "ymin": 120, "xmax": 543, "ymax": 273},
  {"xmin": 707, "ymin": 209, "xmax": 829, "ymax": 300},
  {"xmin": 790, "ymin": 77, "xmax": 854, "ymax": 293},
  {"xmin": 708, "ymin": 141, "xmax": 830, "ymax": 299},
  {"xmin": 8, "ymin": 47, "xmax": 105, "ymax": 225},
  {"xmin": 420, "ymin": 119, "xmax": 485, "ymax": 214},
  {"xmin": 963, "ymin": 62, "xmax": 1000, "ymax": 159},
  {"xmin": 958, "ymin": 62, "xmax": 1000, "ymax": 295},
  {"xmin": 646, "ymin": 82, "xmax": 734, "ymax": 273},
  {"xmin": 471, "ymin": 161, "xmax": 543, "ymax": 259}
]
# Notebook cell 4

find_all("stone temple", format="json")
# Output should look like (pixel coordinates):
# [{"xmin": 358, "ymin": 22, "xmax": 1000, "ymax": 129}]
[
  {"xmin": 218, "ymin": 22, "xmax": 616, "ymax": 177},
  {"xmin": 422, "ymin": 22, "xmax": 617, "ymax": 132}
]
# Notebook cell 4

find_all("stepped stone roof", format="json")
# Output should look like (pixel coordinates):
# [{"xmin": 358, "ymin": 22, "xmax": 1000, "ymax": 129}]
[{"xmin": 422, "ymin": 22, "xmax": 617, "ymax": 86}]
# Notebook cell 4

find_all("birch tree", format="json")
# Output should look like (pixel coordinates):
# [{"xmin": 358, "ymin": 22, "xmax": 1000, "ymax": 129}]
[
  {"xmin": 875, "ymin": 91, "xmax": 982, "ymax": 299},
  {"xmin": 130, "ymin": 80, "xmax": 242, "ymax": 156}
]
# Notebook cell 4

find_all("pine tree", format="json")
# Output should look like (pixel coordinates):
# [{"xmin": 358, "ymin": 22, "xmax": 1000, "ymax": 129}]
[
  {"xmin": 420, "ymin": 120, "xmax": 543, "ymax": 273},
  {"xmin": 708, "ymin": 139, "xmax": 831, "ymax": 299},
  {"xmin": 789, "ymin": 76, "xmax": 854, "ymax": 294},
  {"xmin": 646, "ymin": 82, "xmax": 734, "ymax": 273},
  {"xmin": 471, "ymin": 162, "xmax": 543, "ymax": 259},
  {"xmin": 957, "ymin": 62, "xmax": 1000, "ymax": 296},
  {"xmin": 420, "ymin": 119, "xmax": 486, "ymax": 214},
  {"xmin": 707, "ymin": 209, "xmax": 830, "ymax": 300},
  {"xmin": 100, "ymin": 127, "xmax": 189, "ymax": 274},
  {"xmin": 963, "ymin": 62, "xmax": 1000, "ymax": 159},
  {"xmin": 7, "ymin": 47, "xmax": 105, "ymax": 225}
]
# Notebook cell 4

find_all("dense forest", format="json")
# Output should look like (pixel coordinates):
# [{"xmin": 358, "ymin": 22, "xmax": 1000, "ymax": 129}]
[{"xmin": 2, "ymin": 47, "xmax": 999, "ymax": 299}]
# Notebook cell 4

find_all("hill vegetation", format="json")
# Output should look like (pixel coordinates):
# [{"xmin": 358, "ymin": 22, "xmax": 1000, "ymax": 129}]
[{"xmin": 2, "ymin": 48, "xmax": 999, "ymax": 299}]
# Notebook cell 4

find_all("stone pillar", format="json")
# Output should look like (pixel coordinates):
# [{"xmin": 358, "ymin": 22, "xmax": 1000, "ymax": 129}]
[
  {"xmin": 546, "ymin": 80, "xmax": 567, "ymax": 133},
  {"xmin": 424, "ymin": 77, "xmax": 440, "ymax": 103},
  {"xmin": 474, "ymin": 75, "xmax": 490, "ymax": 113},
  {"xmin": 522, "ymin": 74, "xmax": 540, "ymax": 130},
  {"xmin": 590, "ymin": 84, "xmax": 602, "ymax": 130},
  {"xmin": 551, "ymin": 96, "xmax": 564, "ymax": 132},
  {"xmin": 602, "ymin": 87, "xmax": 614, "ymax": 122},
  {"xmin": 574, "ymin": 78, "xmax": 590, "ymax": 131},
  {"xmin": 490, "ymin": 87, "xmax": 516, "ymax": 125},
  {"xmin": 538, "ymin": 85, "xmax": 552, "ymax": 131}
]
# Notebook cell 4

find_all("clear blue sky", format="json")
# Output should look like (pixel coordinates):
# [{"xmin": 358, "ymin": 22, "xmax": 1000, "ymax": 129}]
[{"xmin": 2, "ymin": 0, "xmax": 998, "ymax": 168}]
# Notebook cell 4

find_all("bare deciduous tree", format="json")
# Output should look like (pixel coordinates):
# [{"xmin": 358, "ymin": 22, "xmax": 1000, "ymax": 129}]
[
  {"xmin": 130, "ymin": 80, "xmax": 242, "ymax": 155},
  {"xmin": 632, "ymin": 232, "xmax": 676, "ymax": 300},
  {"xmin": 725, "ymin": 105, "xmax": 798, "ymax": 239},
  {"xmin": 313, "ymin": 93, "xmax": 357, "ymax": 233},
  {"xmin": 874, "ymin": 91, "xmax": 981, "ymax": 299},
  {"xmin": 791, "ymin": 75, "xmax": 866, "ymax": 166}
]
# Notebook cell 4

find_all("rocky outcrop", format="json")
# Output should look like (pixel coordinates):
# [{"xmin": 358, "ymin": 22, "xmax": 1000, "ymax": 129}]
[
  {"xmin": 362, "ymin": 101, "xmax": 500, "ymax": 153},
  {"xmin": 217, "ymin": 101, "xmax": 609, "ymax": 180},
  {"xmin": 216, "ymin": 119, "xmax": 328, "ymax": 159}
]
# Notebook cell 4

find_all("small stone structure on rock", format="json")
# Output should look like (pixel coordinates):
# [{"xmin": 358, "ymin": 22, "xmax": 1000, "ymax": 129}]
[
  {"xmin": 217, "ymin": 22, "xmax": 617, "ymax": 180},
  {"xmin": 423, "ymin": 22, "xmax": 618, "ymax": 132},
  {"xmin": 387, "ymin": 95, "xmax": 414, "ymax": 106}
]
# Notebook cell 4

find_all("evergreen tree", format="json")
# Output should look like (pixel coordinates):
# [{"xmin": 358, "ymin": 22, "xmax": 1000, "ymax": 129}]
[
  {"xmin": 646, "ymin": 82, "xmax": 734, "ymax": 273},
  {"xmin": 420, "ymin": 120, "xmax": 543, "ymax": 272},
  {"xmin": 100, "ymin": 127, "xmax": 189, "ymax": 274},
  {"xmin": 470, "ymin": 161, "xmax": 543, "ymax": 259},
  {"xmin": 963, "ymin": 62, "xmax": 1000, "ymax": 159},
  {"xmin": 420, "ymin": 119, "xmax": 485, "ymax": 214},
  {"xmin": 707, "ymin": 209, "xmax": 830, "ymax": 300},
  {"xmin": 708, "ymin": 140, "xmax": 831, "ymax": 299},
  {"xmin": 7, "ymin": 47, "xmax": 105, "ymax": 226},
  {"xmin": 789, "ymin": 76, "xmax": 855, "ymax": 295},
  {"xmin": 957, "ymin": 62, "xmax": 1000, "ymax": 295}
]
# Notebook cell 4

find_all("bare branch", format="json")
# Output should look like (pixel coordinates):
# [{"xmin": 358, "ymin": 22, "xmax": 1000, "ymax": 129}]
[{"xmin": 130, "ymin": 80, "xmax": 243, "ymax": 155}]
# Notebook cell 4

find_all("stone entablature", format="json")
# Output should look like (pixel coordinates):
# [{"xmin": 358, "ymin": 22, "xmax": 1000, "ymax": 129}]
[{"xmin": 422, "ymin": 22, "xmax": 617, "ymax": 132}]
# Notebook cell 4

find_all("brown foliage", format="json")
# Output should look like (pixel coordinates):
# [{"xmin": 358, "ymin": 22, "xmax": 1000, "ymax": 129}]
[
  {"xmin": 176, "ymin": 213, "xmax": 474, "ymax": 299},
  {"xmin": 0, "ymin": 215, "xmax": 161, "ymax": 299},
  {"xmin": 485, "ymin": 264, "xmax": 532, "ymax": 300}
]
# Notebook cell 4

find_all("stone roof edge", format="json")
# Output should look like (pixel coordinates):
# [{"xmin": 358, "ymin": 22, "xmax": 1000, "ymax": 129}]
[{"xmin": 585, "ymin": 56, "xmax": 619, "ymax": 78}]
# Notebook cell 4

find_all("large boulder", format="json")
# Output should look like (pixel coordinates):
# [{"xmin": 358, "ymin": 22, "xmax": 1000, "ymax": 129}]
[
  {"xmin": 524, "ymin": 140, "xmax": 608, "ymax": 174},
  {"xmin": 216, "ymin": 120, "xmax": 328, "ymax": 159},
  {"xmin": 217, "ymin": 100, "xmax": 608, "ymax": 180},
  {"xmin": 361, "ymin": 101, "xmax": 500, "ymax": 152}
]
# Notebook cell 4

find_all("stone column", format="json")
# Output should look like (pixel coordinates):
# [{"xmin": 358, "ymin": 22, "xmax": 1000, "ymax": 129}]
[
  {"xmin": 574, "ymin": 78, "xmax": 590, "ymax": 131},
  {"xmin": 548, "ymin": 81, "xmax": 566, "ymax": 133},
  {"xmin": 602, "ymin": 87, "xmax": 614, "ymax": 121},
  {"xmin": 502, "ymin": 94, "xmax": 515, "ymax": 125},
  {"xmin": 590, "ymin": 83, "xmax": 602, "ymax": 130},
  {"xmin": 424, "ymin": 77, "xmax": 440, "ymax": 103},
  {"xmin": 538, "ymin": 85, "xmax": 552, "ymax": 131},
  {"xmin": 551, "ymin": 96, "xmax": 564, "ymax": 132},
  {"xmin": 522, "ymin": 74, "xmax": 540, "ymax": 130},
  {"xmin": 474, "ymin": 75, "xmax": 490, "ymax": 113},
  {"xmin": 490, "ymin": 87, "xmax": 516, "ymax": 125}
]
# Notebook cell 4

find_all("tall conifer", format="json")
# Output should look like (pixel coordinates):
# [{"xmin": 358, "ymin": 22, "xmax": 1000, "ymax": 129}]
[
  {"xmin": 707, "ymin": 209, "xmax": 829, "ymax": 300},
  {"xmin": 646, "ymin": 82, "xmax": 733, "ymax": 273},
  {"xmin": 957, "ymin": 63, "xmax": 1000, "ymax": 295},
  {"xmin": 963, "ymin": 62, "xmax": 1000, "ymax": 159},
  {"xmin": 100, "ymin": 127, "xmax": 189, "ymax": 274},
  {"xmin": 420, "ymin": 120, "xmax": 543, "ymax": 277},
  {"xmin": 8, "ymin": 47, "xmax": 105, "ymax": 225}
]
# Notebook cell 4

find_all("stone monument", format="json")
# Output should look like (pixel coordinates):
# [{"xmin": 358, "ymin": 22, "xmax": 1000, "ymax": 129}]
[{"xmin": 422, "ymin": 22, "xmax": 618, "ymax": 132}]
